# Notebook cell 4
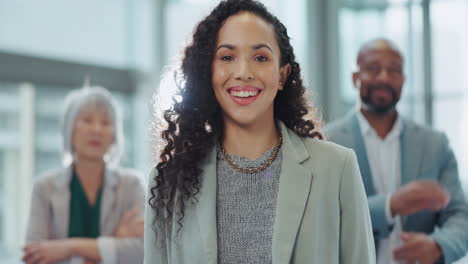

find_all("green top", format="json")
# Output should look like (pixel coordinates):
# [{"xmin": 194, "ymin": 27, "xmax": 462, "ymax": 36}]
[{"xmin": 68, "ymin": 167, "xmax": 103, "ymax": 238}]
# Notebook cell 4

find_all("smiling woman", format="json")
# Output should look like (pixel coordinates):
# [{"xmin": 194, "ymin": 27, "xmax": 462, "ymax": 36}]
[
  {"xmin": 24, "ymin": 87, "xmax": 145, "ymax": 264},
  {"xmin": 145, "ymin": 0, "xmax": 376, "ymax": 263},
  {"xmin": 211, "ymin": 11, "xmax": 291, "ymax": 130}
]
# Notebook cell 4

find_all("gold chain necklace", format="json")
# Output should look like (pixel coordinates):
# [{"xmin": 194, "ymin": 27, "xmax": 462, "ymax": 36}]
[{"xmin": 220, "ymin": 132, "xmax": 283, "ymax": 174}]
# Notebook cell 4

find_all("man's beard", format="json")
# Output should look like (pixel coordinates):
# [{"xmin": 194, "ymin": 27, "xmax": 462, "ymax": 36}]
[{"xmin": 361, "ymin": 84, "xmax": 399, "ymax": 115}]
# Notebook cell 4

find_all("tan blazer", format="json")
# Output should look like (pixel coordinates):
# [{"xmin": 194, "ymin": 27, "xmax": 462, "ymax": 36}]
[
  {"xmin": 26, "ymin": 166, "xmax": 146, "ymax": 264},
  {"xmin": 144, "ymin": 122, "xmax": 376, "ymax": 264}
]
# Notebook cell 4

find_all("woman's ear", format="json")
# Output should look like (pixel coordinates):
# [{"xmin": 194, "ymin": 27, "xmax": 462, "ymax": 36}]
[{"xmin": 279, "ymin": 63, "xmax": 291, "ymax": 90}]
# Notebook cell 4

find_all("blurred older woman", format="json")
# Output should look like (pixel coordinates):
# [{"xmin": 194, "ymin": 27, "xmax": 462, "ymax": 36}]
[{"xmin": 23, "ymin": 86, "xmax": 145, "ymax": 264}]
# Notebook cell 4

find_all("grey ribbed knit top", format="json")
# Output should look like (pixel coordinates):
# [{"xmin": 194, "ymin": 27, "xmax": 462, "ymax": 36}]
[{"xmin": 216, "ymin": 145, "xmax": 282, "ymax": 264}]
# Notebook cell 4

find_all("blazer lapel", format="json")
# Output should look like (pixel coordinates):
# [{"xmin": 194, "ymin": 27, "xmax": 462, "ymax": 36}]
[
  {"xmin": 51, "ymin": 167, "xmax": 72, "ymax": 238},
  {"xmin": 399, "ymin": 121, "xmax": 423, "ymax": 226},
  {"xmin": 350, "ymin": 114, "xmax": 376, "ymax": 196},
  {"xmin": 100, "ymin": 167, "xmax": 118, "ymax": 234},
  {"xmin": 195, "ymin": 148, "xmax": 218, "ymax": 263},
  {"xmin": 400, "ymin": 121, "xmax": 422, "ymax": 186},
  {"xmin": 272, "ymin": 123, "xmax": 313, "ymax": 264}
]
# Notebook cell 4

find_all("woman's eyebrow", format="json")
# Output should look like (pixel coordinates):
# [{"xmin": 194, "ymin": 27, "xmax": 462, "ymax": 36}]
[
  {"xmin": 216, "ymin": 43, "xmax": 273, "ymax": 52},
  {"xmin": 252, "ymin": 43, "xmax": 273, "ymax": 52},
  {"xmin": 216, "ymin": 43, "xmax": 236, "ymax": 51}
]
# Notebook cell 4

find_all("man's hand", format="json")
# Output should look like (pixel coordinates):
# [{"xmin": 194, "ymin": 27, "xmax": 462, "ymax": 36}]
[
  {"xmin": 390, "ymin": 180, "xmax": 449, "ymax": 216},
  {"xmin": 23, "ymin": 239, "xmax": 74, "ymax": 264},
  {"xmin": 114, "ymin": 208, "xmax": 144, "ymax": 238},
  {"xmin": 393, "ymin": 232, "xmax": 442, "ymax": 264}
]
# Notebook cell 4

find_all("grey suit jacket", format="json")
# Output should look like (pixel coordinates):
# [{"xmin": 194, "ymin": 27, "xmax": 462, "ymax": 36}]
[
  {"xmin": 326, "ymin": 111, "xmax": 468, "ymax": 264},
  {"xmin": 144, "ymin": 121, "xmax": 376, "ymax": 264},
  {"xmin": 26, "ymin": 165, "xmax": 146, "ymax": 264}
]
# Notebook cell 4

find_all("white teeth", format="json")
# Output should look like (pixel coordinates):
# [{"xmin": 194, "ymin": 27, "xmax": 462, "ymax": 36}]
[{"xmin": 230, "ymin": 90, "xmax": 258, "ymax": 98}]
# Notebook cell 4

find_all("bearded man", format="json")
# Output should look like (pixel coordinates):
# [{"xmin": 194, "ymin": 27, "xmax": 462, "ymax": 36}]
[{"xmin": 326, "ymin": 38, "xmax": 468, "ymax": 264}]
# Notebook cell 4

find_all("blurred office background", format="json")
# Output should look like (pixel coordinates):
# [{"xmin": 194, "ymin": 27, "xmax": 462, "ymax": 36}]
[{"xmin": 0, "ymin": 0, "xmax": 467, "ymax": 262}]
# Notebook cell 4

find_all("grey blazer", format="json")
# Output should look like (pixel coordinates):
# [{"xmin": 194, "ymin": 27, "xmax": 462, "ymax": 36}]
[
  {"xmin": 26, "ymin": 166, "xmax": 146, "ymax": 264},
  {"xmin": 326, "ymin": 111, "xmax": 468, "ymax": 264},
  {"xmin": 144, "ymin": 121, "xmax": 376, "ymax": 264}
]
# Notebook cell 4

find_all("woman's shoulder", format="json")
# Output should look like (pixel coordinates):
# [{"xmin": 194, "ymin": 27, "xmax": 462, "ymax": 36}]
[
  {"xmin": 34, "ymin": 168, "xmax": 66, "ymax": 186},
  {"xmin": 109, "ymin": 166, "xmax": 145, "ymax": 186},
  {"xmin": 30, "ymin": 168, "xmax": 68, "ymax": 197},
  {"xmin": 299, "ymin": 137, "xmax": 359, "ymax": 184},
  {"xmin": 301, "ymin": 137, "xmax": 354, "ymax": 162},
  {"xmin": 111, "ymin": 166, "xmax": 143, "ymax": 177}
]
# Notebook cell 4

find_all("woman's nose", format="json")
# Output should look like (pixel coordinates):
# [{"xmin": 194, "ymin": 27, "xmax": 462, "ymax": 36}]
[{"xmin": 234, "ymin": 60, "xmax": 255, "ymax": 81}]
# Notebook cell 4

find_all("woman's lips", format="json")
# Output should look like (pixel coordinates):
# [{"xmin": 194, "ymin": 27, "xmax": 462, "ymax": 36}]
[
  {"xmin": 228, "ymin": 86, "xmax": 261, "ymax": 106},
  {"xmin": 88, "ymin": 140, "xmax": 102, "ymax": 147}
]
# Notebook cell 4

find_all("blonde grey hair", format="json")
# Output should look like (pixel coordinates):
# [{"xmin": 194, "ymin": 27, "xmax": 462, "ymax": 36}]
[{"xmin": 61, "ymin": 86, "xmax": 124, "ymax": 167}]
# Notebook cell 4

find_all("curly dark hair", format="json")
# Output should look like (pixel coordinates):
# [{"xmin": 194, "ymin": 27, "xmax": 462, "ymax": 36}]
[{"xmin": 149, "ymin": 0, "xmax": 323, "ymax": 233}]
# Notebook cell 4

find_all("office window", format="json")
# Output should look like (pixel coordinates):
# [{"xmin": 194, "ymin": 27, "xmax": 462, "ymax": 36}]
[
  {"xmin": 431, "ymin": 0, "xmax": 468, "ymax": 187},
  {"xmin": 0, "ymin": 83, "xmax": 22, "ymax": 264},
  {"xmin": 338, "ymin": 1, "xmax": 425, "ymax": 124},
  {"xmin": 34, "ymin": 87, "xmax": 69, "ymax": 176},
  {"xmin": 0, "ymin": 151, "xmax": 4, "ymax": 245}
]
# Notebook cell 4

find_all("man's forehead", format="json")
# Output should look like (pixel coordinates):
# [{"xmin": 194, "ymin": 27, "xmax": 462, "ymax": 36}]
[{"xmin": 358, "ymin": 48, "xmax": 403, "ymax": 65}]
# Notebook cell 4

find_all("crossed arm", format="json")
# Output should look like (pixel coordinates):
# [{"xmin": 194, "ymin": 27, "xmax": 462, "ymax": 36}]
[{"xmin": 24, "ymin": 178, "xmax": 145, "ymax": 264}]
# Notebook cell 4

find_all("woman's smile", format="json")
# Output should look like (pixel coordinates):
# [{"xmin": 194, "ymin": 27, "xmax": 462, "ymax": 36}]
[{"xmin": 228, "ymin": 85, "xmax": 262, "ymax": 105}]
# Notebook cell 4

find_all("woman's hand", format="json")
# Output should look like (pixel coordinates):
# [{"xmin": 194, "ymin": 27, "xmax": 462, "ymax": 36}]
[
  {"xmin": 114, "ymin": 208, "xmax": 144, "ymax": 238},
  {"xmin": 23, "ymin": 239, "xmax": 73, "ymax": 264}
]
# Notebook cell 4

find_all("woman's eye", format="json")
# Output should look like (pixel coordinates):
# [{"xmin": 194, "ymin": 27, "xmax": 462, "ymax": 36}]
[
  {"xmin": 254, "ymin": 56, "xmax": 268, "ymax": 62},
  {"xmin": 221, "ymin": 55, "xmax": 234, "ymax": 61}
]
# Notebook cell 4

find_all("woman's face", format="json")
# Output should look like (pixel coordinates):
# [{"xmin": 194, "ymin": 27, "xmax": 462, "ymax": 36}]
[
  {"xmin": 211, "ymin": 11, "xmax": 290, "ymax": 127},
  {"xmin": 72, "ymin": 107, "xmax": 115, "ymax": 162}
]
